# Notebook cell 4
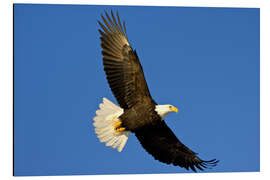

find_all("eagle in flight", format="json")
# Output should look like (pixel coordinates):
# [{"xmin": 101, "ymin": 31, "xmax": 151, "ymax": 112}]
[{"xmin": 93, "ymin": 10, "xmax": 219, "ymax": 172}]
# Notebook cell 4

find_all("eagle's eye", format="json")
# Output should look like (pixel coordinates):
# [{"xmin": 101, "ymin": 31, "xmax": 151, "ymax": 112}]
[{"xmin": 169, "ymin": 106, "xmax": 172, "ymax": 108}]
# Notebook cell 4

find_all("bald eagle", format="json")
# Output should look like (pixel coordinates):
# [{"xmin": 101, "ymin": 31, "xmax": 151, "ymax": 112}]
[{"xmin": 93, "ymin": 10, "xmax": 219, "ymax": 172}]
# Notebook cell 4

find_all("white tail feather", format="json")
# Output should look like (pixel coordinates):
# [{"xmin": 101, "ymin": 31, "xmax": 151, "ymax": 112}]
[{"xmin": 93, "ymin": 97, "xmax": 130, "ymax": 152}]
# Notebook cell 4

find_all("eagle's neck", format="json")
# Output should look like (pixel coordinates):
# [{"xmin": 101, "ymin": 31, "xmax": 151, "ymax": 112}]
[{"xmin": 155, "ymin": 105, "xmax": 172, "ymax": 120}]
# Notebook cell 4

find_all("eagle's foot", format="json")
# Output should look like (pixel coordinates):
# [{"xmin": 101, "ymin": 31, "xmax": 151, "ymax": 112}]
[
  {"xmin": 115, "ymin": 127, "xmax": 126, "ymax": 134},
  {"xmin": 114, "ymin": 121, "xmax": 125, "ymax": 134},
  {"xmin": 114, "ymin": 121, "xmax": 122, "ymax": 129}
]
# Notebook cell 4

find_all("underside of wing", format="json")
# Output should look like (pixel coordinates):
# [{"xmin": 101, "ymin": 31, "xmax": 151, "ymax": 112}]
[
  {"xmin": 98, "ymin": 10, "xmax": 154, "ymax": 109},
  {"xmin": 135, "ymin": 121, "xmax": 219, "ymax": 172}
]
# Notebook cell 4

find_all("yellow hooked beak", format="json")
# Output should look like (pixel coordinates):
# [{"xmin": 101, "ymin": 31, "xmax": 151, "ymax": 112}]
[{"xmin": 170, "ymin": 106, "xmax": 178, "ymax": 113}]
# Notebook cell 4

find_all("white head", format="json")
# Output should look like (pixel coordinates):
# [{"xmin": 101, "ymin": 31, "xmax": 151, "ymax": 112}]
[{"xmin": 155, "ymin": 104, "xmax": 178, "ymax": 120}]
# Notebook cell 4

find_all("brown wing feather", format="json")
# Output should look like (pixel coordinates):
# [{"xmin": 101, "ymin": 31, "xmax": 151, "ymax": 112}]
[
  {"xmin": 135, "ymin": 121, "xmax": 219, "ymax": 172},
  {"xmin": 98, "ymin": 10, "xmax": 154, "ymax": 109}
]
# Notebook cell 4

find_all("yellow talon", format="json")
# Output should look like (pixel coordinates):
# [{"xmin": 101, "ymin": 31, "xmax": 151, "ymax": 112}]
[
  {"xmin": 115, "ymin": 127, "xmax": 126, "ymax": 133},
  {"xmin": 114, "ymin": 121, "xmax": 122, "ymax": 129}
]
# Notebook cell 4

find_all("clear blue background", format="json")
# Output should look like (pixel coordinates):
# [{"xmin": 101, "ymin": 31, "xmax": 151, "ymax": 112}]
[{"xmin": 14, "ymin": 4, "xmax": 260, "ymax": 176}]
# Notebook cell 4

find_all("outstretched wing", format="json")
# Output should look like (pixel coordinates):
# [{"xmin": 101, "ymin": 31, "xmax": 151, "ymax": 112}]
[
  {"xmin": 98, "ymin": 10, "xmax": 154, "ymax": 109},
  {"xmin": 135, "ymin": 121, "xmax": 219, "ymax": 172}
]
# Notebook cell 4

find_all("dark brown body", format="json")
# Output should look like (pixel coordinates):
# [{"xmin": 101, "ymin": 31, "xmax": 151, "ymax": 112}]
[{"xmin": 120, "ymin": 99, "xmax": 160, "ymax": 132}]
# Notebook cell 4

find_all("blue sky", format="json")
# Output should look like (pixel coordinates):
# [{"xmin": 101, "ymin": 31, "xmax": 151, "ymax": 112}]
[{"xmin": 14, "ymin": 4, "xmax": 260, "ymax": 176}]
